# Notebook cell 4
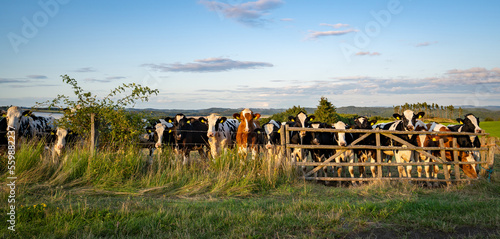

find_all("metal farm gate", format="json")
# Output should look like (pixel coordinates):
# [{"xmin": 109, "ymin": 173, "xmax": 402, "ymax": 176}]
[{"xmin": 278, "ymin": 125, "xmax": 497, "ymax": 185}]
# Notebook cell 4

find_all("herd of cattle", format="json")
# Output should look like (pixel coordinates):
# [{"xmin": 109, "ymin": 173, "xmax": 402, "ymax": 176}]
[{"xmin": 1, "ymin": 106, "xmax": 485, "ymax": 181}]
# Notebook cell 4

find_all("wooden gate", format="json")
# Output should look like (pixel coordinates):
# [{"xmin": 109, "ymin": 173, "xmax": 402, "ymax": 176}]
[{"xmin": 279, "ymin": 125, "xmax": 496, "ymax": 185}]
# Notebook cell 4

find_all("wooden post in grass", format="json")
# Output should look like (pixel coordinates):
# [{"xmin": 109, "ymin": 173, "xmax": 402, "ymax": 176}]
[{"xmin": 90, "ymin": 113, "xmax": 99, "ymax": 157}]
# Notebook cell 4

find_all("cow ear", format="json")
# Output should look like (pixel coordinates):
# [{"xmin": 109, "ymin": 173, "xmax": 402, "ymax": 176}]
[
  {"xmin": 148, "ymin": 129, "xmax": 152, "ymax": 133},
  {"xmin": 309, "ymin": 115, "xmax": 315, "ymax": 120},
  {"xmin": 370, "ymin": 120, "xmax": 377, "ymax": 126},
  {"xmin": 233, "ymin": 113, "xmax": 240, "ymax": 120},
  {"xmin": 288, "ymin": 116, "xmax": 295, "ymax": 122},
  {"xmin": 393, "ymin": 114, "xmax": 401, "ymax": 120},
  {"xmin": 417, "ymin": 112, "xmax": 425, "ymax": 119},
  {"xmin": 22, "ymin": 110, "xmax": 32, "ymax": 117},
  {"xmin": 253, "ymin": 113, "xmax": 261, "ymax": 120},
  {"xmin": 456, "ymin": 118, "xmax": 464, "ymax": 124},
  {"xmin": 168, "ymin": 129, "xmax": 172, "ymax": 133},
  {"xmin": 199, "ymin": 117, "xmax": 207, "ymax": 124},
  {"xmin": 51, "ymin": 131, "xmax": 55, "ymax": 135},
  {"xmin": 219, "ymin": 117, "xmax": 227, "ymax": 124}
]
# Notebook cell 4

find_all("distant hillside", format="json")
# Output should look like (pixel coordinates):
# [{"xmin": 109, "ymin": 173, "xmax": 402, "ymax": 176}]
[{"xmin": 4, "ymin": 105, "xmax": 499, "ymax": 121}]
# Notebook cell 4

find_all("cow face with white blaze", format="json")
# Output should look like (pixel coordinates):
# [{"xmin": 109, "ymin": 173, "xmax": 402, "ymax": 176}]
[
  {"xmin": 263, "ymin": 120, "xmax": 281, "ymax": 149},
  {"xmin": 457, "ymin": 114, "xmax": 482, "ymax": 134},
  {"xmin": 333, "ymin": 121, "xmax": 349, "ymax": 147},
  {"xmin": 4, "ymin": 106, "xmax": 28, "ymax": 132},
  {"xmin": 204, "ymin": 114, "xmax": 228, "ymax": 138},
  {"xmin": 353, "ymin": 117, "xmax": 377, "ymax": 130},
  {"xmin": 393, "ymin": 110, "xmax": 425, "ymax": 131},
  {"xmin": 233, "ymin": 109, "xmax": 261, "ymax": 134},
  {"xmin": 288, "ymin": 111, "xmax": 315, "ymax": 140}
]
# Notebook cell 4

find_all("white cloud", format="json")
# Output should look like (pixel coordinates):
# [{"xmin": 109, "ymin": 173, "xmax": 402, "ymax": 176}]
[
  {"xmin": 142, "ymin": 57, "xmax": 273, "ymax": 73},
  {"xmin": 307, "ymin": 29, "xmax": 359, "ymax": 39},
  {"xmin": 200, "ymin": 0, "xmax": 284, "ymax": 26}
]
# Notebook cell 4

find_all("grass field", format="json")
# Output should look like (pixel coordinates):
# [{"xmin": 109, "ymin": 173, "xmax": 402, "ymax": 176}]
[{"xmin": 1, "ymin": 137, "xmax": 500, "ymax": 238}]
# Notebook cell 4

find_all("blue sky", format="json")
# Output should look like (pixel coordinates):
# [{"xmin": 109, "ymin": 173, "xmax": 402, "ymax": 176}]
[{"xmin": 1, "ymin": 0, "xmax": 500, "ymax": 109}]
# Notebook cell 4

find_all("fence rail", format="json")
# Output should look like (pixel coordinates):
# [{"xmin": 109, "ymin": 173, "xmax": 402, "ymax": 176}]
[{"xmin": 280, "ymin": 125, "xmax": 496, "ymax": 185}]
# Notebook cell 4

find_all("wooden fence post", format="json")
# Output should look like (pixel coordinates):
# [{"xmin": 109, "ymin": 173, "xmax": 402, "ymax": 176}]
[
  {"xmin": 452, "ymin": 138, "xmax": 461, "ymax": 180},
  {"xmin": 280, "ymin": 124, "xmax": 286, "ymax": 161},
  {"xmin": 376, "ymin": 131, "xmax": 382, "ymax": 178},
  {"xmin": 439, "ymin": 138, "xmax": 451, "ymax": 186},
  {"xmin": 90, "ymin": 113, "xmax": 99, "ymax": 157}
]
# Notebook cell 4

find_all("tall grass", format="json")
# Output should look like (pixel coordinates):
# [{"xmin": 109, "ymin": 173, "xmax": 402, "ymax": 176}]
[{"xmin": 6, "ymin": 141, "xmax": 296, "ymax": 197}]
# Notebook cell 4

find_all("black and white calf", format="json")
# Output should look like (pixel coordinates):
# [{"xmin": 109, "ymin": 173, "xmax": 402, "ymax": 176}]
[
  {"xmin": 46, "ymin": 128, "xmax": 78, "ymax": 157},
  {"xmin": 199, "ymin": 114, "xmax": 239, "ymax": 158}
]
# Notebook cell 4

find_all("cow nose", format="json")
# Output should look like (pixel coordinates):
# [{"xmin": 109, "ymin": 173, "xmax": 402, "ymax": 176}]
[
  {"xmin": 312, "ymin": 139, "xmax": 320, "ymax": 145},
  {"xmin": 300, "ymin": 131, "xmax": 306, "ymax": 137},
  {"xmin": 56, "ymin": 144, "xmax": 64, "ymax": 150},
  {"xmin": 475, "ymin": 129, "xmax": 482, "ymax": 133},
  {"xmin": 266, "ymin": 144, "xmax": 273, "ymax": 149},
  {"xmin": 207, "ymin": 132, "xmax": 214, "ymax": 137},
  {"xmin": 339, "ymin": 141, "xmax": 347, "ymax": 147},
  {"xmin": 407, "ymin": 126, "xmax": 414, "ymax": 131},
  {"xmin": 155, "ymin": 142, "xmax": 162, "ymax": 148}
]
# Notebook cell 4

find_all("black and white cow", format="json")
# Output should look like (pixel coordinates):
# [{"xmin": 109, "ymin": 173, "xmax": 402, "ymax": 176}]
[
  {"xmin": 261, "ymin": 120, "xmax": 282, "ymax": 154},
  {"xmin": 152, "ymin": 119, "xmax": 176, "ymax": 153},
  {"xmin": 3, "ymin": 106, "xmax": 55, "ymax": 141},
  {"xmin": 175, "ymin": 117, "xmax": 209, "ymax": 165},
  {"xmin": 199, "ymin": 114, "xmax": 239, "ymax": 158},
  {"xmin": 351, "ymin": 117, "xmax": 378, "ymax": 178},
  {"xmin": 46, "ymin": 128, "xmax": 79, "ymax": 157},
  {"xmin": 386, "ymin": 110, "xmax": 425, "ymax": 178},
  {"xmin": 332, "ymin": 121, "xmax": 356, "ymax": 183},
  {"xmin": 0, "ymin": 116, "xmax": 8, "ymax": 152},
  {"xmin": 288, "ymin": 111, "xmax": 315, "ymax": 163},
  {"xmin": 448, "ymin": 113, "xmax": 482, "ymax": 148},
  {"xmin": 309, "ymin": 121, "xmax": 335, "ymax": 177}
]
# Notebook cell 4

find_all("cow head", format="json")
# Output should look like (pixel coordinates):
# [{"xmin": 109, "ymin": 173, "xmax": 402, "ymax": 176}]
[
  {"xmin": 457, "ymin": 113, "xmax": 482, "ymax": 133},
  {"xmin": 51, "ymin": 128, "xmax": 75, "ymax": 156},
  {"xmin": 203, "ymin": 114, "xmax": 228, "ymax": 138},
  {"xmin": 333, "ymin": 121, "xmax": 349, "ymax": 147},
  {"xmin": 393, "ymin": 110, "xmax": 425, "ymax": 131},
  {"xmin": 262, "ymin": 120, "xmax": 281, "ymax": 149},
  {"xmin": 288, "ymin": 111, "xmax": 315, "ymax": 138},
  {"xmin": 5, "ymin": 106, "xmax": 25, "ymax": 131},
  {"xmin": 353, "ymin": 117, "xmax": 377, "ymax": 129},
  {"xmin": 233, "ymin": 108, "xmax": 261, "ymax": 133},
  {"xmin": 175, "ymin": 117, "xmax": 196, "ymax": 141},
  {"xmin": 310, "ymin": 122, "xmax": 327, "ymax": 145}
]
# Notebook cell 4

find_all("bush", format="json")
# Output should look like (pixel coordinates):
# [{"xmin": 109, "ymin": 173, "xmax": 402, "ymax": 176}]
[{"xmin": 40, "ymin": 75, "xmax": 158, "ymax": 147}]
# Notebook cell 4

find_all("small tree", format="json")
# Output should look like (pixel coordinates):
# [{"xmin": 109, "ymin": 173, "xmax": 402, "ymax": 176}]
[
  {"xmin": 267, "ymin": 105, "xmax": 307, "ymax": 123},
  {"xmin": 40, "ymin": 75, "xmax": 159, "ymax": 147},
  {"xmin": 314, "ymin": 97, "xmax": 338, "ymax": 124}
]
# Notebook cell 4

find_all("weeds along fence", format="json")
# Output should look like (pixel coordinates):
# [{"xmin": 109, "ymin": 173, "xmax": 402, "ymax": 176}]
[{"xmin": 280, "ymin": 125, "xmax": 496, "ymax": 185}]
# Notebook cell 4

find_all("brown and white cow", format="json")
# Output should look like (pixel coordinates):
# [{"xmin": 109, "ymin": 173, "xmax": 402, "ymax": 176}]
[
  {"xmin": 233, "ymin": 108, "xmax": 261, "ymax": 160},
  {"xmin": 430, "ymin": 123, "xmax": 478, "ymax": 179}
]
